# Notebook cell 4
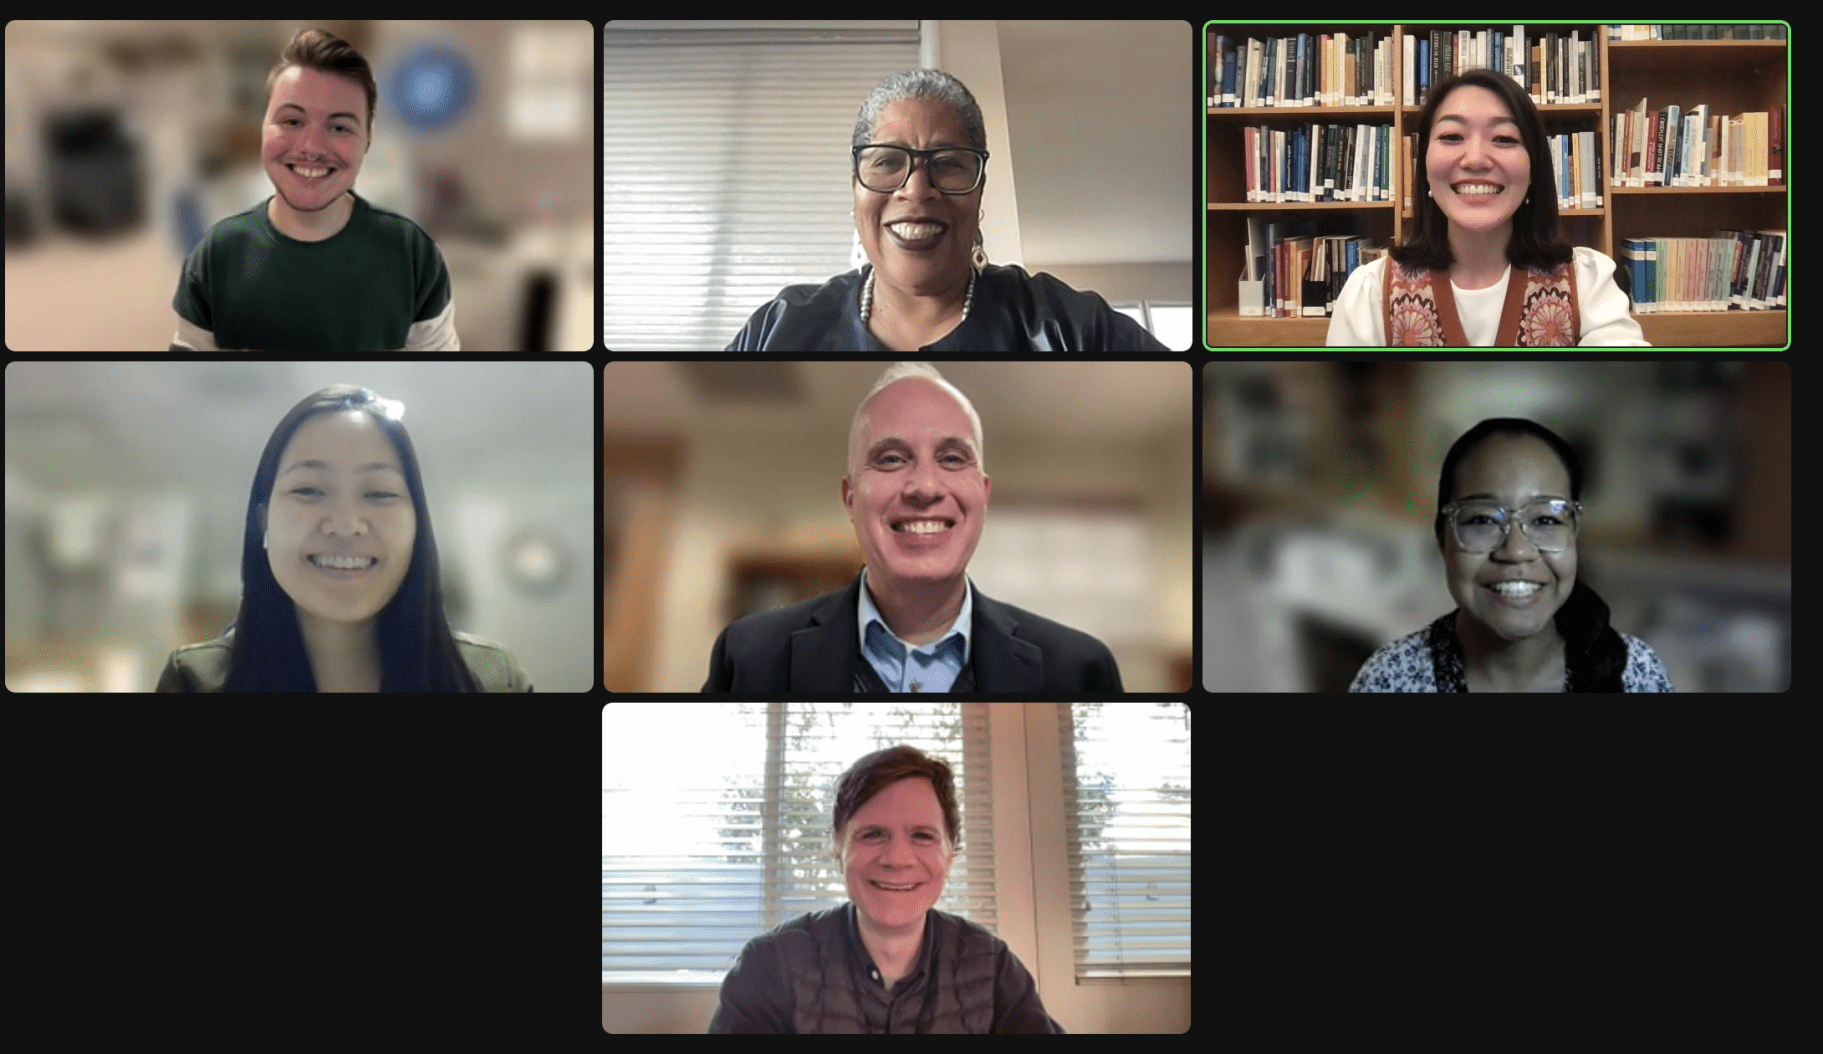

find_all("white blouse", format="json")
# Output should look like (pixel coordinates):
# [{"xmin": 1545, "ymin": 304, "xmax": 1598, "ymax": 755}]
[{"xmin": 1326, "ymin": 246, "xmax": 1651, "ymax": 347}]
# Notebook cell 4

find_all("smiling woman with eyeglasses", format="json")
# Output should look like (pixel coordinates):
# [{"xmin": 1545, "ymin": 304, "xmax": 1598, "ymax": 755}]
[
  {"xmin": 724, "ymin": 68, "xmax": 1169, "ymax": 352},
  {"xmin": 1350, "ymin": 418, "xmax": 1673, "ymax": 693}
]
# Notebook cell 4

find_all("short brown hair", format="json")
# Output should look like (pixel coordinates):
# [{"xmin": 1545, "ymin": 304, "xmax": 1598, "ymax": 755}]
[
  {"xmin": 266, "ymin": 28, "xmax": 377, "ymax": 140},
  {"xmin": 831, "ymin": 745, "xmax": 961, "ymax": 853}
]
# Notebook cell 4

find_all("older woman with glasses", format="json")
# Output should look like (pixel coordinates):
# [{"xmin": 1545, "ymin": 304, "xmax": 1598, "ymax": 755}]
[
  {"xmin": 725, "ymin": 68, "xmax": 1170, "ymax": 352},
  {"xmin": 1350, "ymin": 418, "xmax": 1672, "ymax": 692}
]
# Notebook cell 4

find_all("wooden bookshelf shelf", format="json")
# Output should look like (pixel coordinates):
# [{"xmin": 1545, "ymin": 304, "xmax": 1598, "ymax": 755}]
[
  {"xmin": 1609, "ymin": 185, "xmax": 1787, "ymax": 196},
  {"xmin": 1208, "ymin": 202, "xmax": 1386, "ymax": 211}
]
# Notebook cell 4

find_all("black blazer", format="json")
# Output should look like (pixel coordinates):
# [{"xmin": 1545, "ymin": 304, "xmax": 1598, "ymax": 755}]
[{"xmin": 703, "ymin": 576, "xmax": 1123, "ymax": 693}]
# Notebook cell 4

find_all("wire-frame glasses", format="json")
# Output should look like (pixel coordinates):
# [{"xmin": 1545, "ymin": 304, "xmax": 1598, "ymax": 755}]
[{"xmin": 1440, "ymin": 498, "xmax": 1583, "ymax": 553}]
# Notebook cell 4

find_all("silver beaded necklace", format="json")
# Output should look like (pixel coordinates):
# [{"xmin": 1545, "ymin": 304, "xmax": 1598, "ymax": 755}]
[{"xmin": 859, "ymin": 267, "xmax": 976, "ymax": 326}]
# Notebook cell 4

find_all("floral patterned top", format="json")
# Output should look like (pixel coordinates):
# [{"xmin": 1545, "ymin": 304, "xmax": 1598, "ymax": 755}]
[{"xmin": 1349, "ymin": 611, "xmax": 1675, "ymax": 692}]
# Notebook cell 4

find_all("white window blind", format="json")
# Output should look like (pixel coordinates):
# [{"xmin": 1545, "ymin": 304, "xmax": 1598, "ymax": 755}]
[
  {"xmin": 603, "ymin": 22, "xmax": 921, "ymax": 350},
  {"xmin": 1058, "ymin": 703, "xmax": 1192, "ymax": 980},
  {"xmin": 1115, "ymin": 302, "xmax": 1192, "ymax": 350},
  {"xmin": 602, "ymin": 703, "xmax": 994, "ymax": 984}
]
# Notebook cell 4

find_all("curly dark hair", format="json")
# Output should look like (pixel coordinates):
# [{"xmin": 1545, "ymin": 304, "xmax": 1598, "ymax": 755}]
[
  {"xmin": 831, "ymin": 744, "xmax": 961, "ymax": 854},
  {"xmin": 1436, "ymin": 418, "xmax": 1627, "ymax": 691}
]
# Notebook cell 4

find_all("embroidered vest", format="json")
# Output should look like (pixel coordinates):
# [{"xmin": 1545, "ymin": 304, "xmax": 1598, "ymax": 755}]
[{"xmin": 1384, "ymin": 260, "xmax": 1578, "ymax": 346}]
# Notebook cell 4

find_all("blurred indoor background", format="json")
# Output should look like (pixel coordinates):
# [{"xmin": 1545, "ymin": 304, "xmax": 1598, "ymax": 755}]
[
  {"xmin": 1203, "ymin": 361, "xmax": 1790, "ymax": 693},
  {"xmin": 605, "ymin": 361, "xmax": 1193, "ymax": 692},
  {"xmin": 5, "ymin": 361, "xmax": 595, "ymax": 691},
  {"xmin": 5, "ymin": 19, "xmax": 593, "ymax": 351}
]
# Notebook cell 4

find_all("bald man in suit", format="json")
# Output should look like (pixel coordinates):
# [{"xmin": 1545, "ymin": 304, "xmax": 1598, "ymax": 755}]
[{"xmin": 704, "ymin": 363, "xmax": 1121, "ymax": 694}]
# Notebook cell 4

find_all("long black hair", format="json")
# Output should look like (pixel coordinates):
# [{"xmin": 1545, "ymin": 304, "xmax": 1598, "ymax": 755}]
[
  {"xmin": 1436, "ymin": 418, "xmax": 1626, "ymax": 692},
  {"xmin": 223, "ymin": 385, "xmax": 479, "ymax": 692},
  {"xmin": 1393, "ymin": 68, "xmax": 1574, "ymax": 274}
]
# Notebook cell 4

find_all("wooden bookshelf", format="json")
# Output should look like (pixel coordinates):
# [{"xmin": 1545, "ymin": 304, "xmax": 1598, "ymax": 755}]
[
  {"xmin": 1604, "ymin": 36, "xmax": 1786, "ymax": 347},
  {"xmin": 1203, "ymin": 23, "xmax": 1788, "ymax": 348}
]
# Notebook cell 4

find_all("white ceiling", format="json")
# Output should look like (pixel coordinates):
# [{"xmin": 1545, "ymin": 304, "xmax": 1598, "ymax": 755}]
[{"xmin": 995, "ymin": 20, "xmax": 1192, "ymax": 266}]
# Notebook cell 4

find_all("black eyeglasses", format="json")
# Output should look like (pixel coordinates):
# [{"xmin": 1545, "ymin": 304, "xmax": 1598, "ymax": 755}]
[{"xmin": 852, "ymin": 144, "xmax": 989, "ymax": 195}]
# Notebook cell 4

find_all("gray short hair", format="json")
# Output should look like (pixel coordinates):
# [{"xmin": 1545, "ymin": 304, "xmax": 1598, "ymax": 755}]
[
  {"xmin": 848, "ymin": 362, "xmax": 986, "ymax": 476},
  {"xmin": 851, "ymin": 68, "xmax": 988, "ymax": 154}
]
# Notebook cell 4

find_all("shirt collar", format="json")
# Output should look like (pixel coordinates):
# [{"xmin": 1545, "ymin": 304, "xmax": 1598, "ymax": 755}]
[
  {"xmin": 857, "ymin": 567, "xmax": 972, "ymax": 663},
  {"xmin": 844, "ymin": 899, "xmax": 935, "ymax": 985}
]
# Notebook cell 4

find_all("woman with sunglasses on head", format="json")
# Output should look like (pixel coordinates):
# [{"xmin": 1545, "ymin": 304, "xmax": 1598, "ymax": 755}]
[
  {"xmin": 725, "ymin": 68, "xmax": 1169, "ymax": 352},
  {"xmin": 1351, "ymin": 418, "xmax": 1671, "ymax": 692},
  {"xmin": 1328, "ymin": 69, "xmax": 1649, "ymax": 347}
]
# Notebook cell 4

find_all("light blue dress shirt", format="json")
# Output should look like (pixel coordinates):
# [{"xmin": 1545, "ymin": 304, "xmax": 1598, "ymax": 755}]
[{"xmin": 856, "ymin": 569, "xmax": 972, "ymax": 693}]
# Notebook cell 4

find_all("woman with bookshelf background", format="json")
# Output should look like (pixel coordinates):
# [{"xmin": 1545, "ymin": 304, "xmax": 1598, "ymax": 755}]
[{"xmin": 1327, "ymin": 69, "xmax": 1648, "ymax": 347}]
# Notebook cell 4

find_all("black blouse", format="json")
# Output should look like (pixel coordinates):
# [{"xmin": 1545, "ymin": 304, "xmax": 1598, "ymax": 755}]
[{"xmin": 724, "ymin": 264, "xmax": 1173, "ymax": 352}]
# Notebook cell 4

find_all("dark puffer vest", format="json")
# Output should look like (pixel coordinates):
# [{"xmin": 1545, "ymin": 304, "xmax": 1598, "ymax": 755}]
[{"xmin": 708, "ymin": 901, "xmax": 1063, "ymax": 1034}]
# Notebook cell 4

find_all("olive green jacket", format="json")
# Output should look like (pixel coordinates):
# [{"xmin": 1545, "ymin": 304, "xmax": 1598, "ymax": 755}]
[{"xmin": 155, "ymin": 629, "xmax": 533, "ymax": 692}]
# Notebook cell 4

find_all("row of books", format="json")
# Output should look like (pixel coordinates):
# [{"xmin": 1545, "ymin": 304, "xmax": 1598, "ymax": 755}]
[
  {"xmin": 1397, "ymin": 131, "xmax": 1606, "ymax": 211},
  {"xmin": 1239, "ymin": 219, "xmax": 1387, "ymax": 318},
  {"xmin": 1239, "ymin": 113, "xmax": 1782, "ymax": 206},
  {"xmin": 1205, "ymin": 25, "xmax": 1787, "ymax": 110},
  {"xmin": 1620, "ymin": 232, "xmax": 1786, "ymax": 313},
  {"xmin": 1208, "ymin": 32, "xmax": 1394, "ymax": 108},
  {"xmin": 1609, "ymin": 102, "xmax": 1784, "ymax": 187},
  {"xmin": 1607, "ymin": 25, "xmax": 1786, "ymax": 40},
  {"xmin": 1232, "ymin": 229, "xmax": 1787, "ymax": 318},
  {"xmin": 1403, "ymin": 28, "xmax": 1600, "ymax": 107},
  {"xmin": 1243, "ymin": 124, "xmax": 1394, "ymax": 204},
  {"xmin": 1204, "ymin": 27, "xmax": 1608, "ymax": 109},
  {"xmin": 1244, "ymin": 125, "xmax": 1614, "ymax": 211}
]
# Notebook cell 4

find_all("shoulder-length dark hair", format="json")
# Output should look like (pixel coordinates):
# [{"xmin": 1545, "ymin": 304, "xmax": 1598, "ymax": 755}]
[
  {"xmin": 223, "ymin": 385, "xmax": 479, "ymax": 692},
  {"xmin": 1435, "ymin": 418, "xmax": 1626, "ymax": 692},
  {"xmin": 1392, "ymin": 69, "xmax": 1573, "ymax": 273}
]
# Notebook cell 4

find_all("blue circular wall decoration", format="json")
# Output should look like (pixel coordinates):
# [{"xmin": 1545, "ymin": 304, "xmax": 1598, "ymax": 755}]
[{"xmin": 388, "ymin": 43, "xmax": 477, "ymax": 134}]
